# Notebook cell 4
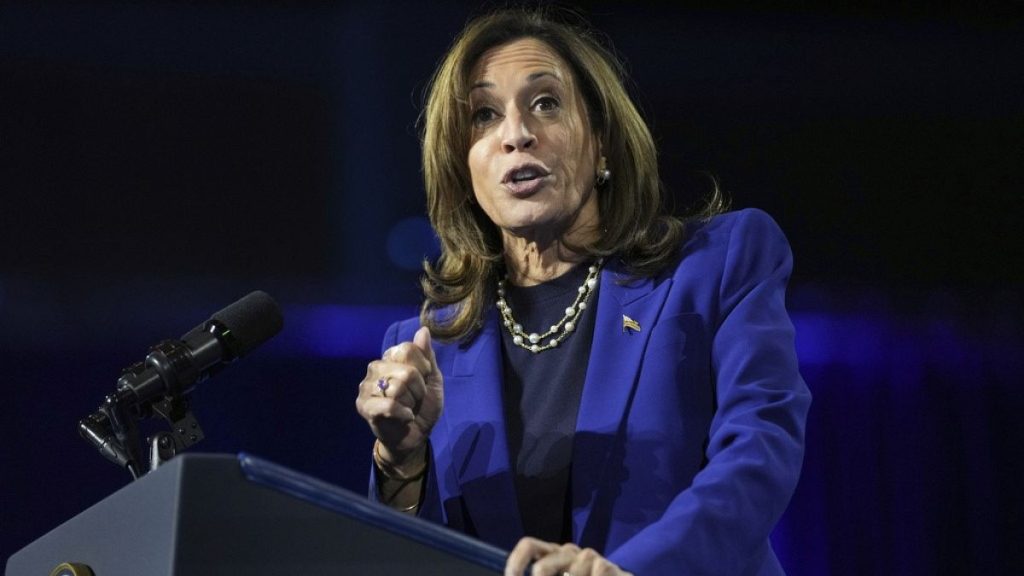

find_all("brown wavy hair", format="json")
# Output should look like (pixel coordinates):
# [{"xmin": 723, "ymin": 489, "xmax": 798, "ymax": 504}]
[{"xmin": 419, "ymin": 7, "xmax": 725, "ymax": 341}]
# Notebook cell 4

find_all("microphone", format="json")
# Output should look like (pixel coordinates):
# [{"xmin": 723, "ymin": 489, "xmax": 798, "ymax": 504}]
[
  {"xmin": 79, "ymin": 291, "xmax": 283, "ymax": 476},
  {"xmin": 117, "ymin": 290, "xmax": 284, "ymax": 405}
]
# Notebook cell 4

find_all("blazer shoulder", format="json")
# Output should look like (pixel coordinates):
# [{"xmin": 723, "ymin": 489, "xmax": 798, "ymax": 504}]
[
  {"xmin": 682, "ymin": 209, "xmax": 791, "ymax": 264},
  {"xmin": 381, "ymin": 315, "xmax": 423, "ymax": 353},
  {"xmin": 672, "ymin": 208, "xmax": 794, "ymax": 298},
  {"xmin": 688, "ymin": 208, "xmax": 786, "ymax": 242}
]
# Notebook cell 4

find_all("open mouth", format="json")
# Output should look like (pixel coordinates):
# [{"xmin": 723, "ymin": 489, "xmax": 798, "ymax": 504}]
[{"xmin": 502, "ymin": 164, "xmax": 550, "ymax": 185}]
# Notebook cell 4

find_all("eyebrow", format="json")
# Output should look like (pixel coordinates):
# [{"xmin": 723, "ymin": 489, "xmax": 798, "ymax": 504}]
[{"xmin": 470, "ymin": 71, "xmax": 562, "ymax": 92}]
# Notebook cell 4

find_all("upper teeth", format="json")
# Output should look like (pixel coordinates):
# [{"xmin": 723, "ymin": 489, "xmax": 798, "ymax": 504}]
[{"xmin": 512, "ymin": 169, "xmax": 539, "ymax": 182}]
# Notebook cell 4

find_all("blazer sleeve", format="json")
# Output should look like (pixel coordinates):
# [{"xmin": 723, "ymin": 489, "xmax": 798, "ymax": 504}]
[
  {"xmin": 366, "ymin": 319, "xmax": 448, "ymax": 525},
  {"xmin": 608, "ymin": 209, "xmax": 812, "ymax": 575}
]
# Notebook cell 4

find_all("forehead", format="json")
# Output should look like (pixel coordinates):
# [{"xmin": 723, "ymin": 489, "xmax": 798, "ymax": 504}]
[{"xmin": 470, "ymin": 37, "xmax": 569, "ymax": 84}]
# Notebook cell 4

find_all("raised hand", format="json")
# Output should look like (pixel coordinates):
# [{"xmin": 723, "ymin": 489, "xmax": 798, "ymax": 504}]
[{"xmin": 356, "ymin": 326, "xmax": 444, "ymax": 471}]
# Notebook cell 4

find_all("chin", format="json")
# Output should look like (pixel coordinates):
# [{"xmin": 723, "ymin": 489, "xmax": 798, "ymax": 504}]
[{"xmin": 502, "ymin": 216, "xmax": 569, "ymax": 239}]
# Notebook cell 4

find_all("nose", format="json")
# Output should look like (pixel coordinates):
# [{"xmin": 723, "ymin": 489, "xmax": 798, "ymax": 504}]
[{"xmin": 500, "ymin": 109, "xmax": 536, "ymax": 152}]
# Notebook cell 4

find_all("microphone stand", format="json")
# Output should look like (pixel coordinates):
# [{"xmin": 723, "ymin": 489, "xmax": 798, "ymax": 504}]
[
  {"xmin": 79, "ymin": 340, "xmax": 206, "ymax": 480},
  {"xmin": 76, "ymin": 290, "xmax": 282, "ymax": 479}
]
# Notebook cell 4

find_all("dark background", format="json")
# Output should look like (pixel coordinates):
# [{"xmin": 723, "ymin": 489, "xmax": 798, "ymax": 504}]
[{"xmin": 2, "ymin": 2, "xmax": 1022, "ymax": 574}]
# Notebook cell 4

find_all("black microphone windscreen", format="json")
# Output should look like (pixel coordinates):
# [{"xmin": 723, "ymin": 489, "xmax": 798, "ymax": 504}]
[{"xmin": 211, "ymin": 291, "xmax": 284, "ymax": 357}]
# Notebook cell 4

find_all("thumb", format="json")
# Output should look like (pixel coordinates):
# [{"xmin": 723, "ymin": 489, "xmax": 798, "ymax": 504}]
[{"xmin": 413, "ymin": 326, "xmax": 440, "ymax": 381}]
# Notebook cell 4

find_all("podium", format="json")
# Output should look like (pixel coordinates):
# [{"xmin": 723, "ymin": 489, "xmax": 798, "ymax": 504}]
[{"xmin": 5, "ymin": 453, "xmax": 506, "ymax": 575}]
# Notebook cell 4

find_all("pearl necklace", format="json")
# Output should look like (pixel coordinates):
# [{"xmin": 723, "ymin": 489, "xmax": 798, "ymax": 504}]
[{"xmin": 496, "ymin": 259, "xmax": 602, "ymax": 354}]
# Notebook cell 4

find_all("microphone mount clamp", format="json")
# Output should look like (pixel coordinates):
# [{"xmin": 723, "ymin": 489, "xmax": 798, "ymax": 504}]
[{"xmin": 79, "ymin": 339, "xmax": 207, "ymax": 480}]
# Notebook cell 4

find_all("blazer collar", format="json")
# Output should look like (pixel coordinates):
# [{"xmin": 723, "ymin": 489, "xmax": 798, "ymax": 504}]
[
  {"xmin": 441, "ymin": 308, "xmax": 524, "ymax": 549},
  {"xmin": 571, "ymin": 259, "xmax": 672, "ymax": 545}
]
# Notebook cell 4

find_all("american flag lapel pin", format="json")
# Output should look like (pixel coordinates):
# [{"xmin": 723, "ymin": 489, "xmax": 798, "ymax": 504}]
[{"xmin": 622, "ymin": 314, "xmax": 641, "ymax": 333}]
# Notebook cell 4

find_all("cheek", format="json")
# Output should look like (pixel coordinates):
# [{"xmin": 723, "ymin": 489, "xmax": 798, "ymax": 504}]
[
  {"xmin": 467, "ymin": 142, "xmax": 492, "ymax": 189},
  {"xmin": 559, "ymin": 150, "xmax": 595, "ymax": 199},
  {"xmin": 467, "ymin": 144, "xmax": 482, "ymax": 182},
  {"xmin": 467, "ymin": 143, "xmax": 498, "ymax": 213},
  {"xmin": 549, "ymin": 127, "xmax": 594, "ymax": 192}
]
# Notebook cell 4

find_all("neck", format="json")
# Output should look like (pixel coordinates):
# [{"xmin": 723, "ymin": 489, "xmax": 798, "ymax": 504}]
[
  {"xmin": 501, "ymin": 218, "xmax": 599, "ymax": 287},
  {"xmin": 501, "ymin": 241, "xmax": 578, "ymax": 286},
  {"xmin": 500, "ymin": 184, "xmax": 603, "ymax": 286}
]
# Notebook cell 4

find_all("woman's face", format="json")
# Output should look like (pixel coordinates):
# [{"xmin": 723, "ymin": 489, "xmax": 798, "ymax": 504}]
[{"xmin": 466, "ymin": 38, "xmax": 599, "ymax": 246}]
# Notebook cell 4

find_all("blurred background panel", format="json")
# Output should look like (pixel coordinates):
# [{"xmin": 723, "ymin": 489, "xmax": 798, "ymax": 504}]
[{"xmin": 1, "ymin": 2, "xmax": 1021, "ymax": 574}]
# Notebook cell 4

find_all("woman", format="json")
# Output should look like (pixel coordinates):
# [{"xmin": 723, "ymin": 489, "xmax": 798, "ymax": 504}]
[{"xmin": 355, "ymin": 8, "xmax": 810, "ymax": 576}]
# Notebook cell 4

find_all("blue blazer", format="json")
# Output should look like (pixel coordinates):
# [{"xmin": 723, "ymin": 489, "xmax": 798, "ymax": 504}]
[{"xmin": 374, "ymin": 209, "xmax": 811, "ymax": 575}]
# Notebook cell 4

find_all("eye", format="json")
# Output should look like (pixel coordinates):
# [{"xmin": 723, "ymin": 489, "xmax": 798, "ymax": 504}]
[
  {"xmin": 471, "ymin": 106, "xmax": 499, "ymax": 126},
  {"xmin": 532, "ymin": 96, "xmax": 560, "ymax": 113}
]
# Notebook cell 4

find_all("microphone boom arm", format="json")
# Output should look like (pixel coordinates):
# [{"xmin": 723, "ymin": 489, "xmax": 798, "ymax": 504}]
[
  {"xmin": 79, "ymin": 339, "xmax": 209, "ymax": 479},
  {"xmin": 77, "ymin": 291, "xmax": 282, "ymax": 480}
]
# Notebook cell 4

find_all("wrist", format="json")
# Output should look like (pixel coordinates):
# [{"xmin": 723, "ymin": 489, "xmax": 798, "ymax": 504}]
[{"xmin": 374, "ymin": 440, "xmax": 427, "ymax": 480}]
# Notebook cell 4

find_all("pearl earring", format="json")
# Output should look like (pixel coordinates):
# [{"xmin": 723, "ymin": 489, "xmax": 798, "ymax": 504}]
[{"xmin": 596, "ymin": 156, "xmax": 611, "ymax": 186}]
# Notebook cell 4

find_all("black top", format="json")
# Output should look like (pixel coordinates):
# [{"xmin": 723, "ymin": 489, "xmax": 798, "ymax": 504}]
[{"xmin": 499, "ymin": 262, "xmax": 599, "ymax": 543}]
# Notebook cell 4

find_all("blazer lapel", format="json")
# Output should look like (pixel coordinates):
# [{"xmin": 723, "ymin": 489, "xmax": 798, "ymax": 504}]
[
  {"xmin": 440, "ymin": 308, "xmax": 524, "ymax": 549},
  {"xmin": 571, "ymin": 261, "xmax": 673, "ymax": 545}
]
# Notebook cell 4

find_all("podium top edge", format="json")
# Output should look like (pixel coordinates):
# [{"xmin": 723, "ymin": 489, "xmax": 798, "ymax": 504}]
[{"xmin": 235, "ymin": 452, "xmax": 508, "ymax": 573}]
